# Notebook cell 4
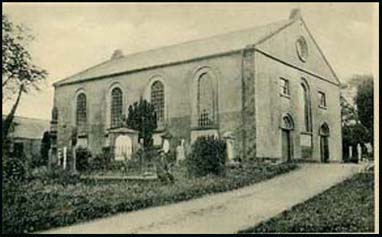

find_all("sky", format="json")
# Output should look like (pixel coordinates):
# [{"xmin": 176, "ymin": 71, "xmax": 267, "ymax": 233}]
[{"xmin": 2, "ymin": 2, "xmax": 379, "ymax": 120}]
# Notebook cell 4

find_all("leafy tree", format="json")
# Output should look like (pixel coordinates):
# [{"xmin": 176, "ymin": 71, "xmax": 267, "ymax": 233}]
[
  {"xmin": 126, "ymin": 98, "xmax": 157, "ymax": 148},
  {"xmin": 342, "ymin": 123, "xmax": 370, "ymax": 162},
  {"xmin": 340, "ymin": 94, "xmax": 357, "ymax": 126},
  {"xmin": 2, "ymin": 14, "xmax": 47, "ymax": 144},
  {"xmin": 354, "ymin": 75, "xmax": 374, "ymax": 145}
]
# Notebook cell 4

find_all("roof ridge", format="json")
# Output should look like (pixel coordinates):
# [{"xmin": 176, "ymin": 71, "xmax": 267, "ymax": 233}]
[
  {"xmin": 119, "ymin": 19, "xmax": 291, "ymax": 59},
  {"xmin": 54, "ymin": 18, "xmax": 293, "ymax": 86}
]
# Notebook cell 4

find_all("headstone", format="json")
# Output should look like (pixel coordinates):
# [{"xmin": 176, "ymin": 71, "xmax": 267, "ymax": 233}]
[
  {"xmin": 153, "ymin": 134, "xmax": 162, "ymax": 146},
  {"xmin": 176, "ymin": 139, "xmax": 186, "ymax": 162},
  {"xmin": 57, "ymin": 148, "xmax": 62, "ymax": 166},
  {"xmin": 223, "ymin": 132, "xmax": 235, "ymax": 163},
  {"xmin": 63, "ymin": 146, "xmax": 67, "ymax": 170},
  {"xmin": 115, "ymin": 135, "xmax": 133, "ymax": 161},
  {"xmin": 163, "ymin": 139, "xmax": 170, "ymax": 153},
  {"xmin": 357, "ymin": 143, "xmax": 362, "ymax": 162},
  {"xmin": 226, "ymin": 138, "xmax": 235, "ymax": 162}
]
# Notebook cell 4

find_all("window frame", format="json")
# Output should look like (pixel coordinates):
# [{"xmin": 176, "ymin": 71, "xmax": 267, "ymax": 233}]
[
  {"xmin": 75, "ymin": 92, "xmax": 87, "ymax": 131},
  {"xmin": 150, "ymin": 80, "xmax": 165, "ymax": 127},
  {"xmin": 197, "ymin": 72, "xmax": 216, "ymax": 128},
  {"xmin": 318, "ymin": 91, "xmax": 327, "ymax": 109},
  {"xmin": 110, "ymin": 87, "xmax": 124, "ymax": 128},
  {"xmin": 279, "ymin": 77, "xmax": 291, "ymax": 98}
]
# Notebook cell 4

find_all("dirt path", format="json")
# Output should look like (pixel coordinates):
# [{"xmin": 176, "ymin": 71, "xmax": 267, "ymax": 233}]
[{"xmin": 40, "ymin": 163, "xmax": 363, "ymax": 234}]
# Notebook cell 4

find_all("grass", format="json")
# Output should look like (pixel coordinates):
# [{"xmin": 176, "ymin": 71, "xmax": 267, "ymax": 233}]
[
  {"xmin": 2, "ymin": 160, "xmax": 298, "ymax": 234},
  {"xmin": 239, "ymin": 171, "xmax": 375, "ymax": 233}
]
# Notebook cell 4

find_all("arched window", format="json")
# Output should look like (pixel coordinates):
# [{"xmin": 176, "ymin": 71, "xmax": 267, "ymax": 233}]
[
  {"xmin": 301, "ymin": 80, "xmax": 312, "ymax": 132},
  {"xmin": 281, "ymin": 114, "xmax": 294, "ymax": 130},
  {"xmin": 110, "ymin": 87, "xmax": 123, "ymax": 128},
  {"xmin": 76, "ymin": 93, "xmax": 87, "ymax": 128},
  {"xmin": 151, "ymin": 81, "xmax": 165, "ymax": 126},
  {"xmin": 319, "ymin": 123, "xmax": 330, "ymax": 136},
  {"xmin": 197, "ymin": 72, "xmax": 215, "ymax": 127}
]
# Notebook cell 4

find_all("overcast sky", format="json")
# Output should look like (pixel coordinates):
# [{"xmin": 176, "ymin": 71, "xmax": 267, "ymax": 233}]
[{"xmin": 2, "ymin": 3, "xmax": 379, "ymax": 120}]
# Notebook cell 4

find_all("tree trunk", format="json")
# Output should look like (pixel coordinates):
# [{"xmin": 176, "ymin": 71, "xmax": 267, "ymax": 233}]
[{"xmin": 2, "ymin": 84, "xmax": 24, "ymax": 145}]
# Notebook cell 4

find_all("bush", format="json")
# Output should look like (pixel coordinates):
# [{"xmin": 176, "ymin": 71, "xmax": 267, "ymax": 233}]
[
  {"xmin": 29, "ymin": 166, "xmax": 80, "ymax": 186},
  {"xmin": 75, "ymin": 147, "xmax": 92, "ymax": 172},
  {"xmin": 3, "ymin": 156, "xmax": 26, "ymax": 183},
  {"xmin": 89, "ymin": 153, "xmax": 109, "ymax": 171},
  {"xmin": 186, "ymin": 136, "xmax": 226, "ymax": 177}
]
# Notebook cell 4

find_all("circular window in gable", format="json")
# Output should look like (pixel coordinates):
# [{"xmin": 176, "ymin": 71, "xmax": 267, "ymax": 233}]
[{"xmin": 296, "ymin": 36, "xmax": 308, "ymax": 62}]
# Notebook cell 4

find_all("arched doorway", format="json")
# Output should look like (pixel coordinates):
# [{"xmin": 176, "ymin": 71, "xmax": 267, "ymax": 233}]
[
  {"xmin": 114, "ymin": 135, "xmax": 132, "ymax": 161},
  {"xmin": 281, "ymin": 114, "xmax": 294, "ymax": 162},
  {"xmin": 319, "ymin": 123, "xmax": 330, "ymax": 163}
]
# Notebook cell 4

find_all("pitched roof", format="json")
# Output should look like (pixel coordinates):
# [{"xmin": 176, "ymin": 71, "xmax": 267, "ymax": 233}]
[
  {"xmin": 54, "ymin": 18, "xmax": 294, "ymax": 87},
  {"xmin": 3, "ymin": 115, "xmax": 50, "ymax": 139}
]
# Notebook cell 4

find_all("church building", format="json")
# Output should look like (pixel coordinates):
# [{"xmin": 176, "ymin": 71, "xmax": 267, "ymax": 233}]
[{"xmin": 51, "ymin": 9, "xmax": 342, "ymax": 163}]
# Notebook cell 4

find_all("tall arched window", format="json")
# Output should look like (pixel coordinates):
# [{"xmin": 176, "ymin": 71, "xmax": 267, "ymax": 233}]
[
  {"xmin": 111, "ymin": 87, "xmax": 123, "ymax": 128},
  {"xmin": 76, "ymin": 93, "xmax": 87, "ymax": 128},
  {"xmin": 197, "ymin": 72, "xmax": 215, "ymax": 127},
  {"xmin": 301, "ymin": 80, "xmax": 312, "ymax": 132},
  {"xmin": 151, "ymin": 81, "xmax": 165, "ymax": 126}
]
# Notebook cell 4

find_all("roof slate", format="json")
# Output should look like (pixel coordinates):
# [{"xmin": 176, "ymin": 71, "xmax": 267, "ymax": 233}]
[{"xmin": 54, "ymin": 18, "xmax": 293, "ymax": 86}]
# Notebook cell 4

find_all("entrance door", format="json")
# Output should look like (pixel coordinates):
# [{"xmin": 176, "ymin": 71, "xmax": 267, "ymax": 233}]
[
  {"xmin": 114, "ymin": 135, "xmax": 132, "ymax": 161},
  {"xmin": 320, "ymin": 136, "xmax": 329, "ymax": 163},
  {"xmin": 282, "ymin": 129, "xmax": 292, "ymax": 162}
]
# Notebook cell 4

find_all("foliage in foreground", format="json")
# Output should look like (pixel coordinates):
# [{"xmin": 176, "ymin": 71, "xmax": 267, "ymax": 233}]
[
  {"xmin": 2, "ymin": 161, "xmax": 297, "ymax": 234},
  {"xmin": 239, "ymin": 172, "xmax": 375, "ymax": 233},
  {"xmin": 186, "ymin": 136, "xmax": 226, "ymax": 177}
]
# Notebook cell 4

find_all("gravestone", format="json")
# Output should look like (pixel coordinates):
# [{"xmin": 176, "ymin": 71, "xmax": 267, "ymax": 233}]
[
  {"xmin": 163, "ymin": 139, "xmax": 170, "ymax": 154},
  {"xmin": 357, "ymin": 143, "xmax": 362, "ymax": 163},
  {"xmin": 114, "ymin": 135, "xmax": 133, "ymax": 161},
  {"xmin": 223, "ymin": 132, "xmax": 235, "ymax": 162},
  {"xmin": 176, "ymin": 139, "xmax": 186, "ymax": 162},
  {"xmin": 63, "ymin": 147, "xmax": 67, "ymax": 170}
]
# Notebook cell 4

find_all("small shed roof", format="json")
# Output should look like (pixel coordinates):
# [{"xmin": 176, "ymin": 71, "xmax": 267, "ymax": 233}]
[{"xmin": 3, "ymin": 115, "xmax": 50, "ymax": 140}]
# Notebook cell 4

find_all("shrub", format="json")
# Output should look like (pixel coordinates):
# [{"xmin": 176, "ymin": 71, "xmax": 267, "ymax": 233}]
[
  {"xmin": 3, "ymin": 156, "xmax": 26, "ymax": 183},
  {"xmin": 29, "ymin": 166, "xmax": 80, "ymax": 186},
  {"xmin": 75, "ymin": 147, "xmax": 92, "ymax": 172},
  {"xmin": 186, "ymin": 136, "xmax": 226, "ymax": 177},
  {"xmin": 89, "ymin": 153, "xmax": 109, "ymax": 171}
]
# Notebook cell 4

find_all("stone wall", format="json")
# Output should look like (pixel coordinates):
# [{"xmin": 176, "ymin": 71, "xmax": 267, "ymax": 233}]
[
  {"xmin": 53, "ymin": 52, "xmax": 245, "ymax": 157},
  {"xmin": 254, "ymin": 51, "xmax": 342, "ymax": 162}
]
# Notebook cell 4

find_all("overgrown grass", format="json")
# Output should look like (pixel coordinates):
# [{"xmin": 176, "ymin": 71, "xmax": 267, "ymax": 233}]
[
  {"xmin": 239, "ymin": 172, "xmax": 375, "ymax": 233},
  {"xmin": 2, "ymin": 161, "xmax": 298, "ymax": 234}
]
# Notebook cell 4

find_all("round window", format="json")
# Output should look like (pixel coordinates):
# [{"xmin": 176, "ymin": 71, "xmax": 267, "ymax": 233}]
[{"xmin": 296, "ymin": 36, "xmax": 308, "ymax": 62}]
